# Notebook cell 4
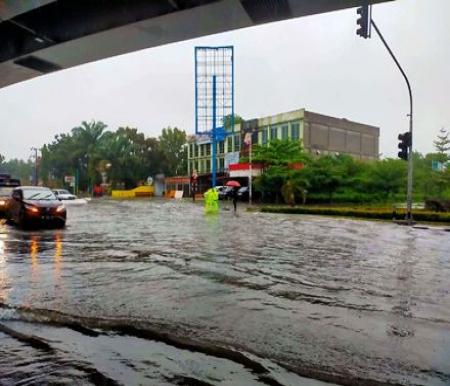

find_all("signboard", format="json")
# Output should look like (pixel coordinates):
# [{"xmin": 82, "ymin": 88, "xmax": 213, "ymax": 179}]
[
  {"xmin": 432, "ymin": 160, "xmax": 447, "ymax": 172},
  {"xmin": 224, "ymin": 152, "xmax": 240, "ymax": 170},
  {"xmin": 195, "ymin": 134, "xmax": 211, "ymax": 145},
  {"xmin": 64, "ymin": 175, "xmax": 74, "ymax": 183}
]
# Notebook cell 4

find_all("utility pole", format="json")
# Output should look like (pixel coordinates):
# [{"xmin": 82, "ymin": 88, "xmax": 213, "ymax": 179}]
[
  {"xmin": 370, "ymin": 20, "xmax": 414, "ymax": 222},
  {"xmin": 356, "ymin": 4, "xmax": 414, "ymax": 222},
  {"xmin": 31, "ymin": 147, "xmax": 38, "ymax": 186}
]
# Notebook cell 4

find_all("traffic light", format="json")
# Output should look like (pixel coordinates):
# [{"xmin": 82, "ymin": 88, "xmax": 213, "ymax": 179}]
[
  {"xmin": 398, "ymin": 132, "xmax": 411, "ymax": 161},
  {"xmin": 356, "ymin": 5, "xmax": 370, "ymax": 38}
]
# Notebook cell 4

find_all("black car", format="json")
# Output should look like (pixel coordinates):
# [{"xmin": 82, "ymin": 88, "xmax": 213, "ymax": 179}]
[
  {"xmin": 7, "ymin": 186, "xmax": 67, "ymax": 229},
  {"xmin": 218, "ymin": 186, "xmax": 234, "ymax": 200},
  {"xmin": 236, "ymin": 186, "xmax": 249, "ymax": 201},
  {"xmin": 236, "ymin": 186, "xmax": 260, "ymax": 202}
]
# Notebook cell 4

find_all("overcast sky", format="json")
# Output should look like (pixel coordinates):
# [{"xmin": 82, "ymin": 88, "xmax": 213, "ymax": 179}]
[{"xmin": 1, "ymin": 0, "xmax": 449, "ymax": 160}]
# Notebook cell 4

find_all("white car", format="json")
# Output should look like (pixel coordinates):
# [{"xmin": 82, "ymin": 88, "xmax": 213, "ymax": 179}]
[{"xmin": 53, "ymin": 189, "xmax": 76, "ymax": 200}]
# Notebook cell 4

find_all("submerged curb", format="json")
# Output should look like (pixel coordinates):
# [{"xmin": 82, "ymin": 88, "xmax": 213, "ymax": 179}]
[{"xmin": 259, "ymin": 206, "xmax": 450, "ymax": 224}]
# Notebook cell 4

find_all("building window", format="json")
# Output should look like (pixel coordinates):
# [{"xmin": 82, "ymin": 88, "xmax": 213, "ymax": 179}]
[
  {"xmin": 234, "ymin": 134, "xmax": 240, "ymax": 152},
  {"xmin": 291, "ymin": 122, "xmax": 300, "ymax": 141},
  {"xmin": 206, "ymin": 144, "xmax": 211, "ymax": 156},
  {"xmin": 281, "ymin": 125, "xmax": 289, "ymax": 140},
  {"xmin": 261, "ymin": 128, "xmax": 268, "ymax": 145},
  {"xmin": 219, "ymin": 157, "xmax": 224, "ymax": 171},
  {"xmin": 206, "ymin": 159, "xmax": 211, "ymax": 173},
  {"xmin": 218, "ymin": 141, "xmax": 224, "ymax": 154},
  {"xmin": 270, "ymin": 126, "xmax": 278, "ymax": 140},
  {"xmin": 194, "ymin": 144, "xmax": 198, "ymax": 157},
  {"xmin": 227, "ymin": 136, "xmax": 232, "ymax": 152},
  {"xmin": 194, "ymin": 161, "xmax": 198, "ymax": 172},
  {"xmin": 200, "ymin": 145, "xmax": 204, "ymax": 157}
]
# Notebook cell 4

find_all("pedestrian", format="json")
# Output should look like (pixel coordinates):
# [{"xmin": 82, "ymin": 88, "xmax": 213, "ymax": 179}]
[{"xmin": 232, "ymin": 187, "xmax": 238, "ymax": 212}]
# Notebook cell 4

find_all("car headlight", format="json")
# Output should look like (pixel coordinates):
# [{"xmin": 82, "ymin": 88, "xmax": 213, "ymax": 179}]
[
  {"xmin": 0, "ymin": 200, "xmax": 5, "ymax": 206},
  {"xmin": 25, "ymin": 205, "xmax": 39, "ymax": 213},
  {"xmin": 56, "ymin": 205, "xmax": 65, "ymax": 213}
]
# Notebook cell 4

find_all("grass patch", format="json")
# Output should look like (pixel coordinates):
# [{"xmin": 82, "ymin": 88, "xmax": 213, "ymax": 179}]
[{"xmin": 260, "ymin": 205, "xmax": 450, "ymax": 223}]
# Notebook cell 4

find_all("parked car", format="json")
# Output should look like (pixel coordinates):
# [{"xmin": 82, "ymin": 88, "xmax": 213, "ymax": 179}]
[
  {"xmin": 53, "ymin": 189, "xmax": 76, "ymax": 200},
  {"xmin": 237, "ymin": 186, "xmax": 249, "ymax": 201},
  {"xmin": 218, "ymin": 186, "xmax": 234, "ymax": 200},
  {"xmin": 236, "ymin": 186, "xmax": 260, "ymax": 202},
  {"xmin": 8, "ymin": 186, "xmax": 66, "ymax": 228}
]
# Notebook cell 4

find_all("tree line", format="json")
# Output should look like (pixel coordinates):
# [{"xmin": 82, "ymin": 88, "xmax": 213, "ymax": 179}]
[
  {"xmin": 1, "ymin": 121, "xmax": 188, "ymax": 191},
  {"xmin": 252, "ymin": 127, "xmax": 450, "ymax": 204},
  {"xmin": 1, "ymin": 122, "xmax": 449, "ymax": 203}
]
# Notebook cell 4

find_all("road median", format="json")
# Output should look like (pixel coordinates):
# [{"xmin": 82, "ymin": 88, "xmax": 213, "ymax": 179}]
[{"xmin": 260, "ymin": 205, "xmax": 450, "ymax": 223}]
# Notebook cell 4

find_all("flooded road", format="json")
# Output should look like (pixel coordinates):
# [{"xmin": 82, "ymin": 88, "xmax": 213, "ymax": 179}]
[{"xmin": 0, "ymin": 199, "xmax": 449, "ymax": 385}]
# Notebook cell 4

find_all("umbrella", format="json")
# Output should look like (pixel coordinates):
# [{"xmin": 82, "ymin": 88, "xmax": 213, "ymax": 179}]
[{"xmin": 226, "ymin": 180, "xmax": 241, "ymax": 187}]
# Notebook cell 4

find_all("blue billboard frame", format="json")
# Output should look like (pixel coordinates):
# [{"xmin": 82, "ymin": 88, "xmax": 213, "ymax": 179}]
[{"xmin": 194, "ymin": 46, "xmax": 234, "ymax": 187}]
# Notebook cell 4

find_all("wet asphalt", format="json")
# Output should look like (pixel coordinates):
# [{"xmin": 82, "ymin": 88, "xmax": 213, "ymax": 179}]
[{"xmin": 0, "ymin": 199, "xmax": 449, "ymax": 385}]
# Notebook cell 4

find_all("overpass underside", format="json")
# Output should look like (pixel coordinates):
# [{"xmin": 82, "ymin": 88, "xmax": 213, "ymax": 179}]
[{"xmin": 0, "ymin": 0, "xmax": 392, "ymax": 89}]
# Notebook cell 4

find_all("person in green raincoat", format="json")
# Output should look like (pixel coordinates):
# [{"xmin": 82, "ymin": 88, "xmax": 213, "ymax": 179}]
[{"xmin": 204, "ymin": 187, "xmax": 219, "ymax": 214}]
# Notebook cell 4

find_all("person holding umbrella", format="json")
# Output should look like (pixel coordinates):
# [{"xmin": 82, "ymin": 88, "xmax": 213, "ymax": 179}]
[{"xmin": 226, "ymin": 180, "xmax": 241, "ymax": 212}]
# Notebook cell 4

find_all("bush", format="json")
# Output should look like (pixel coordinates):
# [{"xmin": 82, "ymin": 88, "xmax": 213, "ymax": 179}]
[{"xmin": 260, "ymin": 206, "xmax": 450, "ymax": 223}]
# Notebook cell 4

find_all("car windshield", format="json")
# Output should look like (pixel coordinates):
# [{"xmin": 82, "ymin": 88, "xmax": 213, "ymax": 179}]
[
  {"xmin": 0, "ymin": 187, "xmax": 13, "ymax": 196},
  {"xmin": 58, "ymin": 190, "xmax": 71, "ymax": 194},
  {"xmin": 23, "ymin": 189, "xmax": 57, "ymax": 200}
]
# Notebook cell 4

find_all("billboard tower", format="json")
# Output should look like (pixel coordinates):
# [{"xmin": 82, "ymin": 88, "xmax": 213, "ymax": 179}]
[{"xmin": 195, "ymin": 46, "xmax": 234, "ymax": 187}]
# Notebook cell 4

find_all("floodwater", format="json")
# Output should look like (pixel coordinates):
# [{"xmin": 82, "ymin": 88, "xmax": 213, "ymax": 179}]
[{"xmin": 0, "ymin": 199, "xmax": 449, "ymax": 386}]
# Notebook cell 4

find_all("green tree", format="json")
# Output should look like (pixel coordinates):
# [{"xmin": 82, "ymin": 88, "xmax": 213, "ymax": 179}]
[
  {"xmin": 303, "ymin": 155, "xmax": 342, "ymax": 201},
  {"xmin": 253, "ymin": 139, "xmax": 309, "ymax": 203},
  {"xmin": 433, "ymin": 127, "xmax": 450, "ymax": 160},
  {"xmin": 158, "ymin": 127, "xmax": 187, "ymax": 176},
  {"xmin": 0, "ymin": 158, "xmax": 34, "ymax": 184},
  {"xmin": 72, "ymin": 120, "xmax": 108, "ymax": 188},
  {"xmin": 223, "ymin": 114, "xmax": 244, "ymax": 131},
  {"xmin": 252, "ymin": 139, "xmax": 309, "ymax": 166},
  {"xmin": 362, "ymin": 158, "xmax": 407, "ymax": 199}
]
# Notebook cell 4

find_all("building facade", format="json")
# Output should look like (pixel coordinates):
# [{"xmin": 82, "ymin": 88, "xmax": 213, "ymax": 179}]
[{"xmin": 187, "ymin": 108, "xmax": 380, "ymax": 176}]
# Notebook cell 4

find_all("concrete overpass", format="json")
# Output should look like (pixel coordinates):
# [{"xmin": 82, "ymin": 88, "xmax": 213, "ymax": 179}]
[{"xmin": 0, "ymin": 0, "xmax": 392, "ymax": 89}]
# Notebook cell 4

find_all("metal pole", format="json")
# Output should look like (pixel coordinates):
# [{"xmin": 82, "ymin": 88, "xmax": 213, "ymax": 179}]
[
  {"xmin": 211, "ymin": 75, "xmax": 217, "ymax": 188},
  {"xmin": 249, "ymin": 141, "xmax": 252, "ymax": 205},
  {"xmin": 31, "ymin": 147, "xmax": 38, "ymax": 186},
  {"xmin": 34, "ymin": 148, "xmax": 38, "ymax": 186},
  {"xmin": 371, "ymin": 19, "xmax": 413, "ymax": 222}
]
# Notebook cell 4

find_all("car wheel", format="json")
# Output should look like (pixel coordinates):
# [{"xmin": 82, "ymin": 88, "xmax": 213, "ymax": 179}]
[
  {"xmin": 55, "ymin": 220, "xmax": 66, "ymax": 229},
  {"xmin": 17, "ymin": 209, "xmax": 25, "ymax": 228},
  {"xmin": 18, "ymin": 209, "xmax": 26, "ymax": 228}
]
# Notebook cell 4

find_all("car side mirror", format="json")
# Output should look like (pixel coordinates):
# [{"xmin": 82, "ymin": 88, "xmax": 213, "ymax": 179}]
[{"xmin": 12, "ymin": 191, "xmax": 22, "ymax": 200}]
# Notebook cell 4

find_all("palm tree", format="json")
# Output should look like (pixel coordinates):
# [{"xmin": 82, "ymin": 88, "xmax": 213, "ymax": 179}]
[{"xmin": 71, "ymin": 120, "xmax": 108, "ymax": 192}]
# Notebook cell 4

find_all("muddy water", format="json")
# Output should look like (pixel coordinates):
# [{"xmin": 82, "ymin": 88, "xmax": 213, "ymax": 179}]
[{"xmin": 0, "ymin": 199, "xmax": 449, "ymax": 385}]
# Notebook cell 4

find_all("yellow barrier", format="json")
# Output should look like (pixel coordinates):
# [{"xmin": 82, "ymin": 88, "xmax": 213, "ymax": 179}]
[{"xmin": 111, "ymin": 185, "xmax": 154, "ymax": 198}]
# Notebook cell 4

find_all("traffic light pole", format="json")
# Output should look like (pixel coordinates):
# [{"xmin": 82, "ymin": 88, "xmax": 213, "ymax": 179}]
[{"xmin": 371, "ymin": 20, "xmax": 414, "ymax": 222}]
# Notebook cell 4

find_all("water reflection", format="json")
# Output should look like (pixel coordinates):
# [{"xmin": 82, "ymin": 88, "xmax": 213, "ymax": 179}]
[
  {"xmin": 30, "ymin": 235, "xmax": 40, "ymax": 284},
  {"xmin": 0, "ymin": 235, "xmax": 9, "ymax": 303},
  {"xmin": 53, "ymin": 232, "xmax": 63, "ymax": 290}
]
